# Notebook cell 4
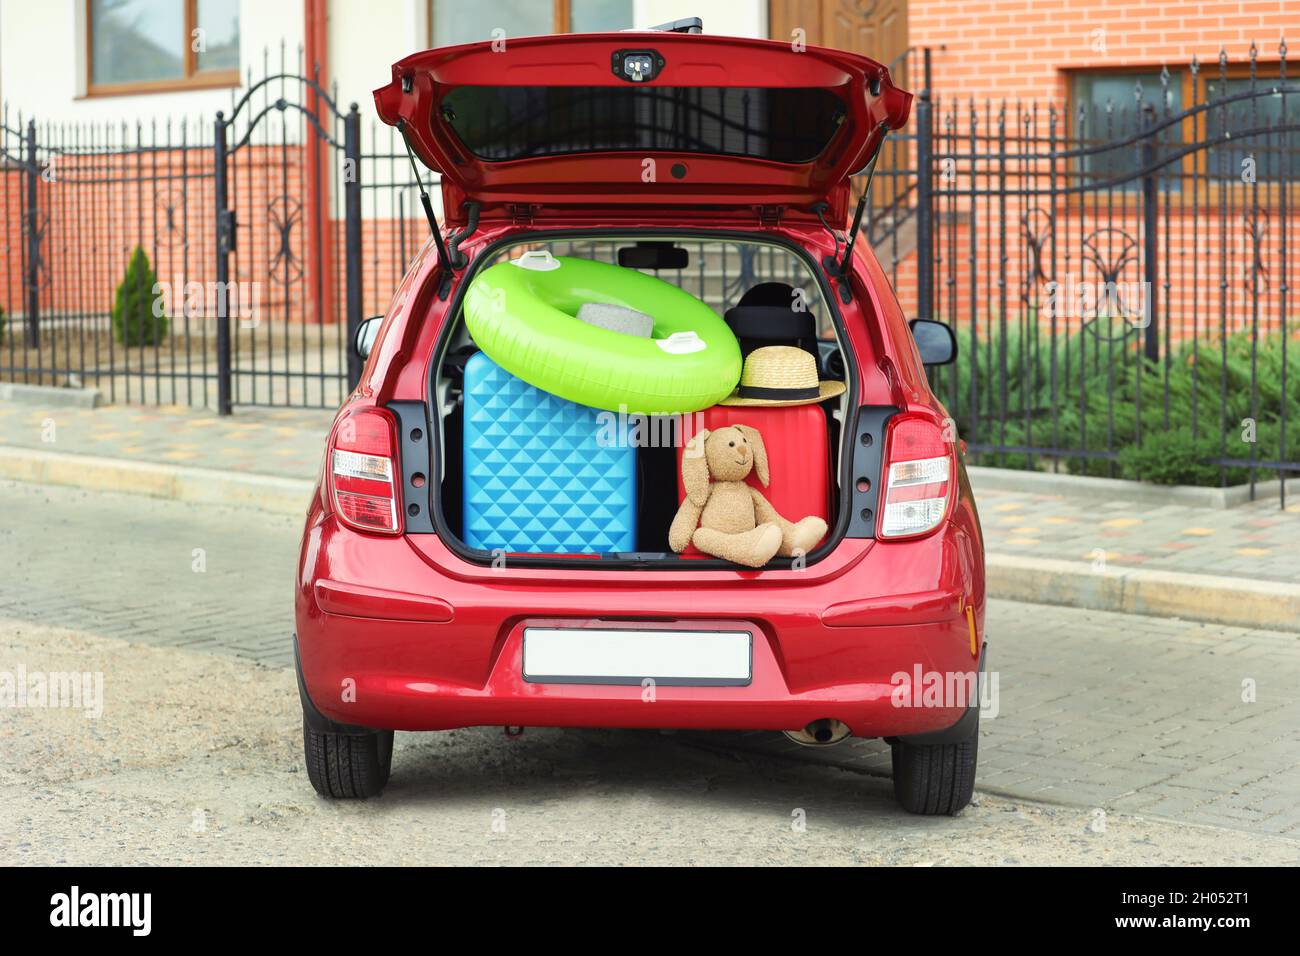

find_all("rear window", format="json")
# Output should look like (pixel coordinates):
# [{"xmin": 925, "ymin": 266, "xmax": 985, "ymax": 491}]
[
  {"xmin": 480, "ymin": 236, "xmax": 836, "ymax": 339},
  {"xmin": 438, "ymin": 86, "xmax": 847, "ymax": 164}
]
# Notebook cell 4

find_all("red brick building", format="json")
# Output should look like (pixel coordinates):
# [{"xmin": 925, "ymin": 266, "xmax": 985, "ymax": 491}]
[
  {"xmin": 799, "ymin": 0, "xmax": 1300, "ymax": 343},
  {"xmin": 910, "ymin": 0, "xmax": 1292, "ymax": 102}
]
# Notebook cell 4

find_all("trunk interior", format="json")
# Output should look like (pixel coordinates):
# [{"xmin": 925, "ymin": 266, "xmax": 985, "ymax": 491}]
[{"xmin": 430, "ymin": 234, "xmax": 855, "ymax": 566}]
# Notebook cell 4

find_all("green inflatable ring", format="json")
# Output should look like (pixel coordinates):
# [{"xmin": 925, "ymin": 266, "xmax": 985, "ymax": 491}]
[{"xmin": 463, "ymin": 253, "xmax": 741, "ymax": 415}]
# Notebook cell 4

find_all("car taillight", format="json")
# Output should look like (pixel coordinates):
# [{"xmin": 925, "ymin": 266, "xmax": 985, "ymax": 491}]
[
  {"xmin": 329, "ymin": 407, "xmax": 402, "ymax": 535},
  {"xmin": 878, "ymin": 415, "xmax": 954, "ymax": 539}
]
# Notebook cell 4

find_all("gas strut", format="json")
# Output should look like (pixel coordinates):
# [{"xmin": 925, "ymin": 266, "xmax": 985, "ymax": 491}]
[
  {"xmin": 825, "ymin": 121, "xmax": 891, "ymax": 297},
  {"xmin": 397, "ymin": 118, "xmax": 454, "ymax": 276}
]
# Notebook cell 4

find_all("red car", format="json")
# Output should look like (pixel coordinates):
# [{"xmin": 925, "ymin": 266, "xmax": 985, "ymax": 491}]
[{"xmin": 294, "ymin": 24, "xmax": 986, "ymax": 815}]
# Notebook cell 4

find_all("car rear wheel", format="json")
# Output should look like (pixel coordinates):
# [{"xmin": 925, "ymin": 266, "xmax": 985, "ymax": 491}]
[
  {"xmin": 303, "ymin": 724, "xmax": 394, "ymax": 799},
  {"xmin": 890, "ymin": 718, "xmax": 978, "ymax": 816}
]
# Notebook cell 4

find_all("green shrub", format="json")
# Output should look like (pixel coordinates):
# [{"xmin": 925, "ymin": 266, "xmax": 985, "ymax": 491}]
[
  {"xmin": 112, "ymin": 246, "xmax": 168, "ymax": 347},
  {"xmin": 930, "ymin": 321, "xmax": 1300, "ymax": 486},
  {"xmin": 1116, "ymin": 427, "xmax": 1249, "ymax": 486}
]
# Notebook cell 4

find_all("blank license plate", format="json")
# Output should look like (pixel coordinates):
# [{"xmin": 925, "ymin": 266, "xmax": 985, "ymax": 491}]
[{"xmin": 522, "ymin": 627, "xmax": 752, "ymax": 686}]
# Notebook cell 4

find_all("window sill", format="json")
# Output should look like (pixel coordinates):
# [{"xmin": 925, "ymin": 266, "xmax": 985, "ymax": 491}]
[{"xmin": 78, "ymin": 71, "xmax": 240, "ymax": 100}]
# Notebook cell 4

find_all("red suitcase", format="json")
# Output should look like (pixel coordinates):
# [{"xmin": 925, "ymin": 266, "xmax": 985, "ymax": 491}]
[{"xmin": 675, "ymin": 404, "xmax": 831, "ymax": 557}]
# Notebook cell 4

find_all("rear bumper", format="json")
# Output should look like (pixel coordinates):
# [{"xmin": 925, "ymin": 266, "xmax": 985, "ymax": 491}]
[{"xmin": 295, "ymin": 512, "xmax": 985, "ymax": 736}]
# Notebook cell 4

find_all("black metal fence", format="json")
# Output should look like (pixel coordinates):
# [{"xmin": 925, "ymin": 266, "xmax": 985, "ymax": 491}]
[
  {"xmin": 0, "ymin": 46, "xmax": 424, "ymax": 412},
  {"xmin": 212, "ymin": 49, "xmax": 359, "ymax": 413},
  {"xmin": 1, "ymin": 107, "xmax": 218, "ymax": 405},
  {"xmin": 877, "ymin": 41, "xmax": 1298, "ymax": 501}
]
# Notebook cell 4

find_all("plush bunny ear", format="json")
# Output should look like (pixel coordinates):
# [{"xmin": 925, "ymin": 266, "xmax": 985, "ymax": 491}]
[
  {"xmin": 734, "ymin": 424, "xmax": 769, "ymax": 487},
  {"xmin": 681, "ymin": 428, "xmax": 712, "ymax": 506}
]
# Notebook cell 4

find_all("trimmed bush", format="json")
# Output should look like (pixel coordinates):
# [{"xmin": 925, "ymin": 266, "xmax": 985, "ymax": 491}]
[
  {"xmin": 1115, "ymin": 427, "xmax": 1250, "ymax": 486},
  {"xmin": 112, "ymin": 246, "xmax": 168, "ymax": 347},
  {"xmin": 930, "ymin": 322, "xmax": 1300, "ymax": 486}
]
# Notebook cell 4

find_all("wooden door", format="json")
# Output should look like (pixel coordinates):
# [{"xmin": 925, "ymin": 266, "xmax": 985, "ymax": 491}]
[
  {"xmin": 769, "ymin": 0, "xmax": 912, "ymax": 211},
  {"xmin": 769, "ymin": 0, "xmax": 909, "ymax": 74}
]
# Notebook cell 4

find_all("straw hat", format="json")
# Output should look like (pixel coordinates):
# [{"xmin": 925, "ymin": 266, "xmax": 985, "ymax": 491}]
[{"xmin": 718, "ymin": 345, "xmax": 846, "ymax": 407}]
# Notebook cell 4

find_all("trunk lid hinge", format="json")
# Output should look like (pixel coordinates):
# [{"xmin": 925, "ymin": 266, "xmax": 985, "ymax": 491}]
[
  {"xmin": 756, "ymin": 204, "xmax": 784, "ymax": 228},
  {"xmin": 508, "ymin": 203, "xmax": 539, "ymax": 226}
]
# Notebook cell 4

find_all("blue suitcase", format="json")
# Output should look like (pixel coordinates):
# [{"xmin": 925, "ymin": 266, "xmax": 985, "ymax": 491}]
[{"xmin": 462, "ymin": 352, "xmax": 637, "ymax": 554}]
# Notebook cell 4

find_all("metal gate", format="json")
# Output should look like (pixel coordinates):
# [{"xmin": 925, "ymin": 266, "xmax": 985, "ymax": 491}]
[
  {"xmin": 214, "ymin": 58, "xmax": 362, "ymax": 414},
  {"xmin": 0, "ymin": 53, "xmax": 380, "ymax": 413}
]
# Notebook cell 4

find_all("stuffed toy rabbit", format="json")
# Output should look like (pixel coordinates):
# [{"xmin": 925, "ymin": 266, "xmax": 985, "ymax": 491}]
[{"xmin": 668, "ymin": 425, "xmax": 828, "ymax": 568}]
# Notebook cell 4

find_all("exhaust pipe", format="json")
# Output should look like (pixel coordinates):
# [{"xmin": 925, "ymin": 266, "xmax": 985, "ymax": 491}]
[{"xmin": 783, "ymin": 718, "xmax": 852, "ymax": 747}]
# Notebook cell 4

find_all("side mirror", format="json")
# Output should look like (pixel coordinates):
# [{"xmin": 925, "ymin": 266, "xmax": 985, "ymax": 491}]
[
  {"xmin": 353, "ymin": 316, "xmax": 382, "ymax": 360},
  {"xmin": 909, "ymin": 318, "xmax": 957, "ymax": 366}
]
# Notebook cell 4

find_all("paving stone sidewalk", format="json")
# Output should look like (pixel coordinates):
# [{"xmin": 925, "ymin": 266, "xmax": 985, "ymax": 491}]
[
  {"xmin": 977, "ymin": 484, "xmax": 1300, "ymax": 585},
  {"xmin": 0, "ymin": 401, "xmax": 332, "ymax": 480},
  {"xmin": 3, "ymin": 400, "xmax": 1298, "ymax": 585}
]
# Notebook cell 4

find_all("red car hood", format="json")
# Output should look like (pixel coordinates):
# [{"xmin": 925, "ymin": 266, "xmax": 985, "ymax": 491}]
[{"xmin": 373, "ymin": 31, "xmax": 911, "ymax": 225}]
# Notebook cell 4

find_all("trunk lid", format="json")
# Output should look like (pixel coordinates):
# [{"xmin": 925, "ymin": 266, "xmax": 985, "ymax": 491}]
[{"xmin": 372, "ymin": 31, "xmax": 911, "ymax": 224}]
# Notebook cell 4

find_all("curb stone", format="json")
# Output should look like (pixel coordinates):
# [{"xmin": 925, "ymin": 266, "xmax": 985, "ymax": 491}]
[
  {"xmin": 1, "ymin": 383, "xmax": 102, "ymax": 409},
  {"xmin": 967, "ymin": 465, "xmax": 1300, "ymax": 510},
  {"xmin": 0, "ymin": 445, "xmax": 313, "ymax": 516},
  {"xmin": 986, "ymin": 552, "xmax": 1300, "ymax": 634}
]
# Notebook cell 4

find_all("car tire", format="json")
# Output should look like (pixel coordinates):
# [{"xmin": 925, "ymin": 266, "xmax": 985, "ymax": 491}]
[
  {"xmin": 890, "ymin": 718, "xmax": 978, "ymax": 816},
  {"xmin": 303, "ymin": 723, "xmax": 394, "ymax": 799}
]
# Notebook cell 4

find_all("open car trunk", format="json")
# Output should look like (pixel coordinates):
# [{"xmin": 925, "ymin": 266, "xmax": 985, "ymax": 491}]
[
  {"xmin": 373, "ymin": 30, "xmax": 911, "ymax": 224},
  {"xmin": 374, "ymin": 27, "xmax": 910, "ymax": 566},
  {"xmin": 426, "ymin": 232, "xmax": 860, "ymax": 569}
]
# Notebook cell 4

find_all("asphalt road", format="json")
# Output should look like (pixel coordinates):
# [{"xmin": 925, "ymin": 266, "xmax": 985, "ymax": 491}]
[
  {"xmin": 1, "ymin": 479, "xmax": 1297, "ymax": 864},
  {"xmin": 3, "ymin": 617, "xmax": 1296, "ymax": 865}
]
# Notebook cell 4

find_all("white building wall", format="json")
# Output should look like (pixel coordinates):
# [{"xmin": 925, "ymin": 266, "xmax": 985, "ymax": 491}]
[
  {"xmin": 329, "ymin": 0, "xmax": 424, "ymax": 119},
  {"xmin": 327, "ymin": 0, "xmax": 428, "ymax": 219},
  {"xmin": 631, "ymin": 0, "xmax": 766, "ymax": 39},
  {"xmin": 0, "ymin": 1, "xmax": 303, "ymax": 125}
]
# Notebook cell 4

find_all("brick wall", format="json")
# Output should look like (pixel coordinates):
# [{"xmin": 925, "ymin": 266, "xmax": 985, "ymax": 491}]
[
  {"xmin": 877, "ymin": 0, "xmax": 1297, "ymax": 345},
  {"xmin": 910, "ymin": 0, "xmax": 1292, "ymax": 102}
]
